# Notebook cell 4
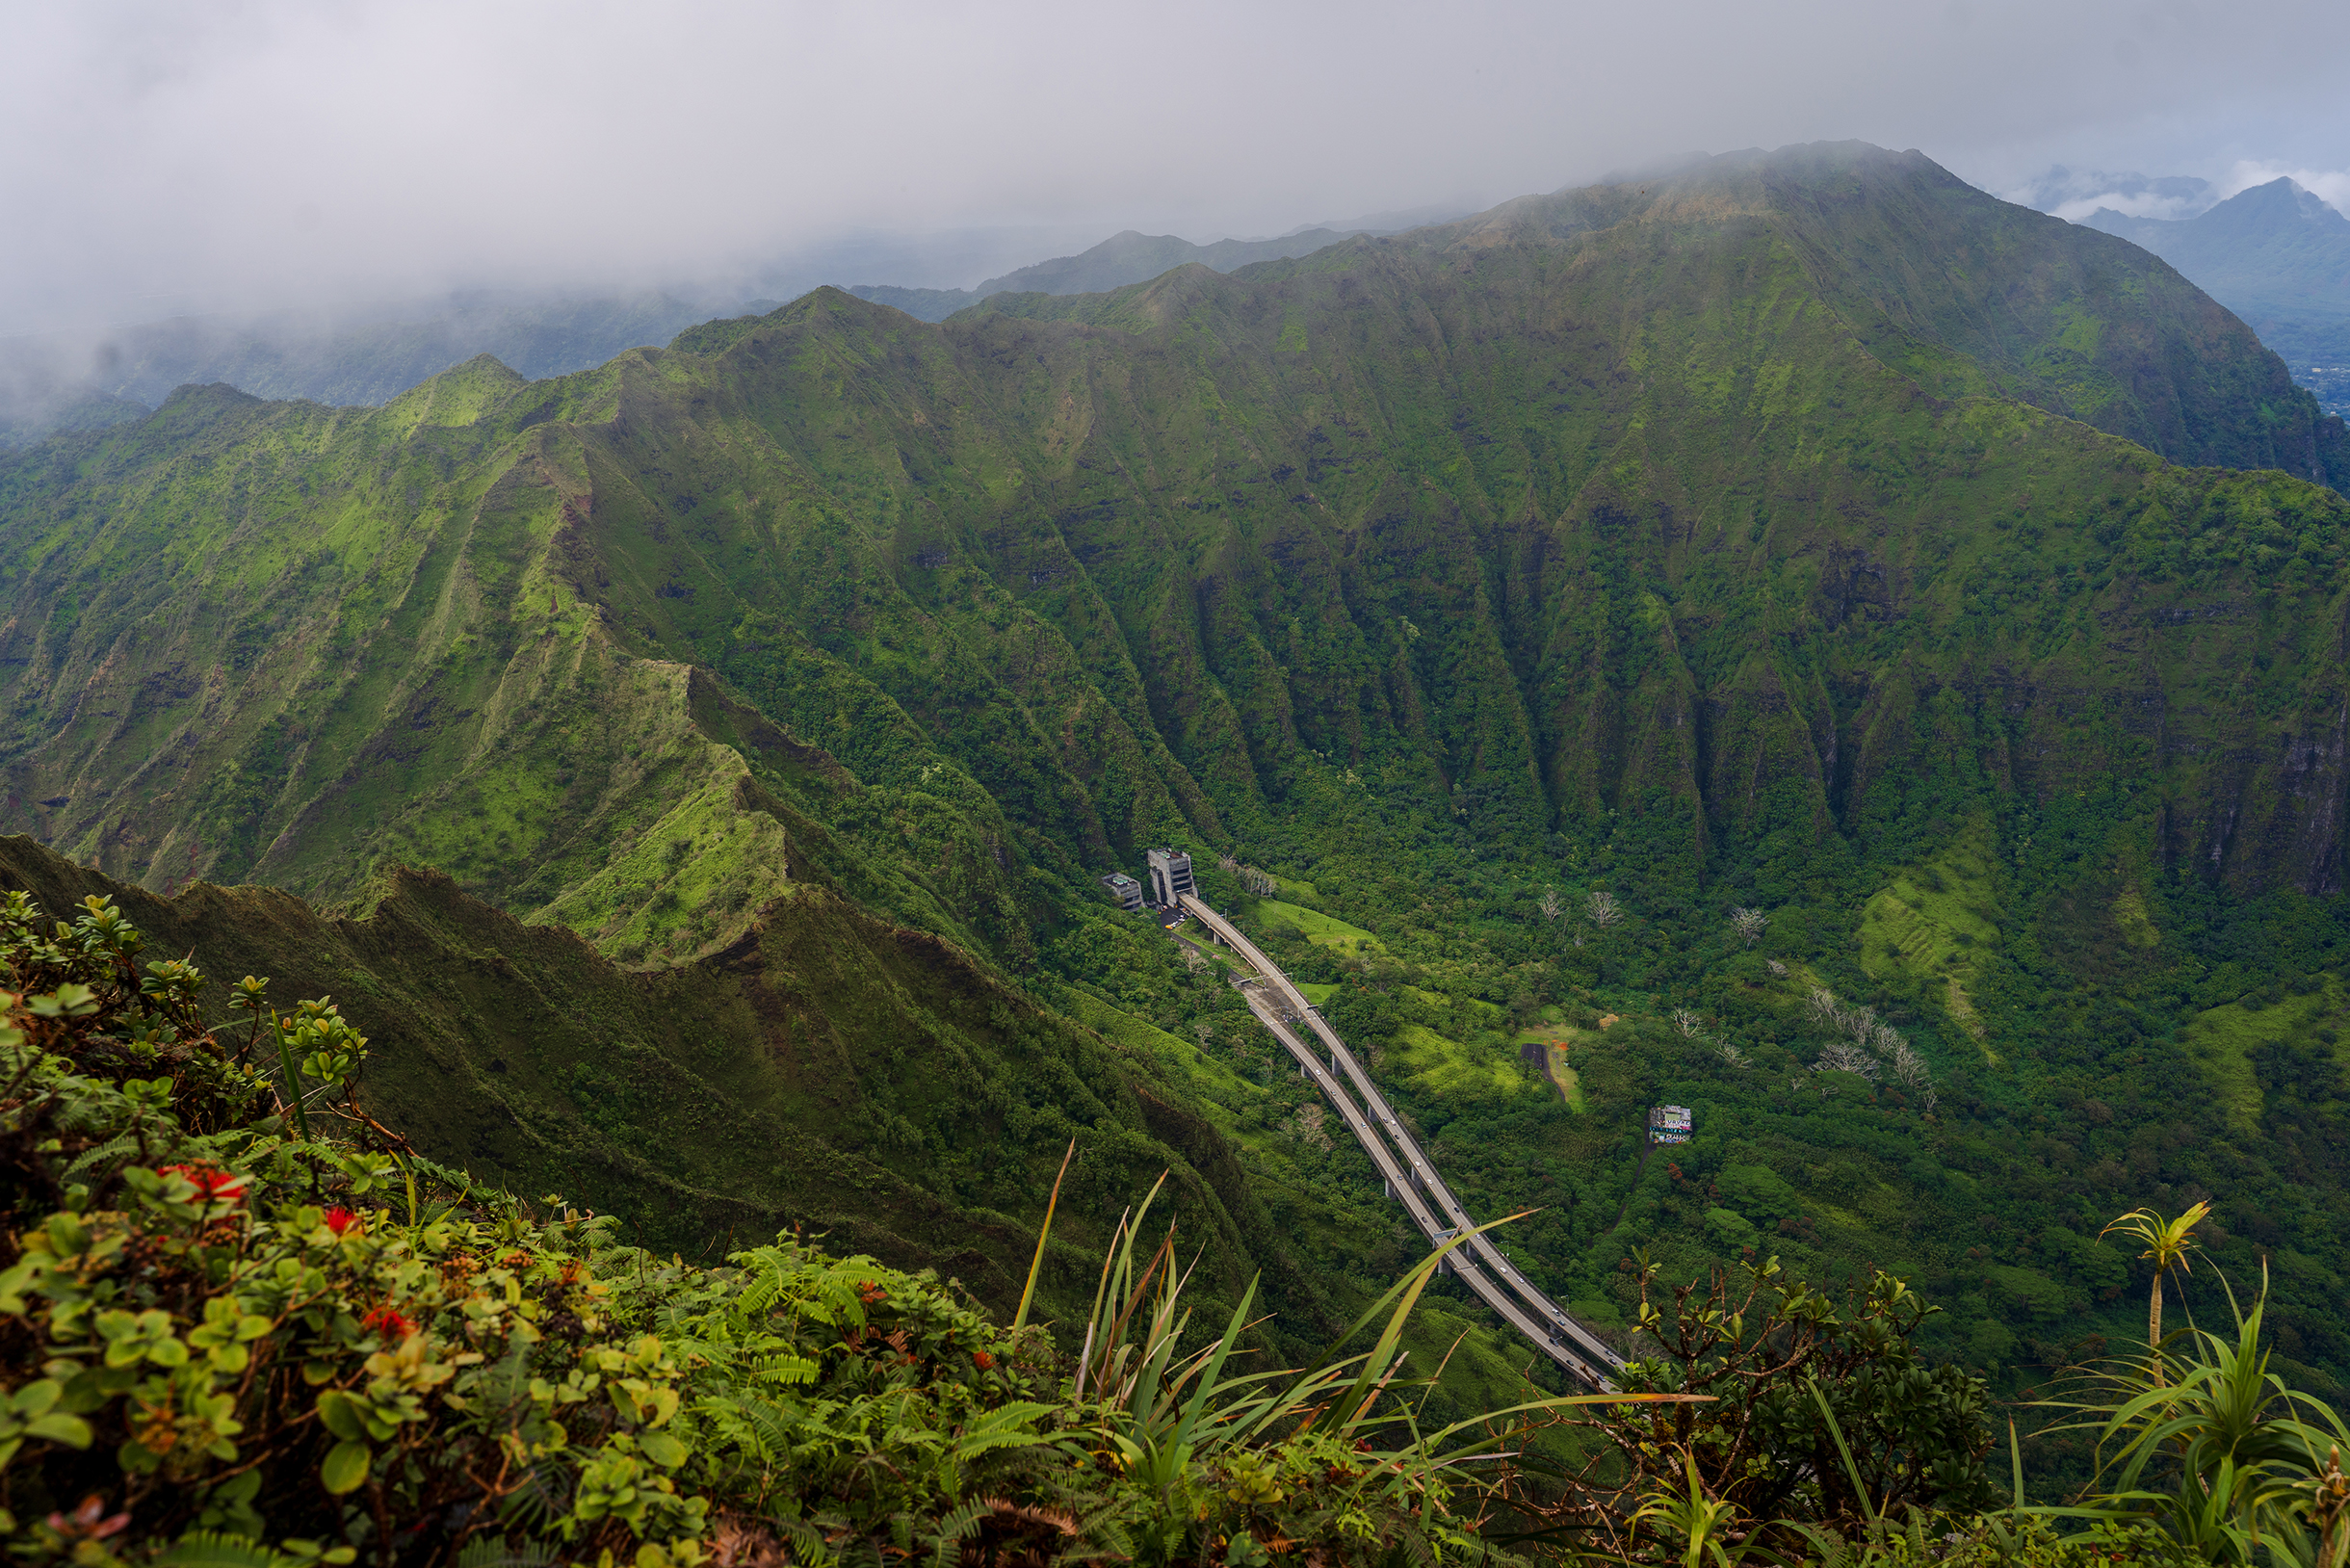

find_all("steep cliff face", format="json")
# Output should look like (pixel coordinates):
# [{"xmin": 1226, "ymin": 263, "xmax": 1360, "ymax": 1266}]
[{"xmin": 0, "ymin": 140, "xmax": 2343, "ymax": 975}]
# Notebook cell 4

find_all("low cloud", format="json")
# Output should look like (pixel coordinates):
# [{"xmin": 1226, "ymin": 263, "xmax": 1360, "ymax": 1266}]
[{"xmin": 4, "ymin": 0, "xmax": 2348, "ymax": 334}]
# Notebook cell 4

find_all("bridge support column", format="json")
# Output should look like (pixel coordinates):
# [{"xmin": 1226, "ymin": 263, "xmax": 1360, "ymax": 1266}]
[{"xmin": 1381, "ymin": 1176, "xmax": 1394, "ymax": 1200}]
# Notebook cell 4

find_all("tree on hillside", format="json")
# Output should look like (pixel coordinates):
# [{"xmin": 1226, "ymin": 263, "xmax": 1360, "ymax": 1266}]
[{"xmin": 2102, "ymin": 1200, "xmax": 2213, "ymax": 1375}]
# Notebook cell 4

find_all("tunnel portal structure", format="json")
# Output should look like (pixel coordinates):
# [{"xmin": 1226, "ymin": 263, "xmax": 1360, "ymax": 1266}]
[{"xmin": 1144, "ymin": 848, "xmax": 1195, "ymax": 907}]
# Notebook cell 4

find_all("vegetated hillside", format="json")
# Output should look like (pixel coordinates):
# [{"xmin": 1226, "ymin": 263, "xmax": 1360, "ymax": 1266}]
[
  {"xmin": 3, "ymin": 139, "xmax": 2349, "ymax": 1394},
  {"xmin": 2086, "ymin": 177, "xmax": 2350, "ymax": 419},
  {"xmin": 849, "ymin": 226, "xmax": 1366, "ymax": 322},
  {"xmin": 0, "ymin": 831, "xmax": 1381, "ymax": 1355}
]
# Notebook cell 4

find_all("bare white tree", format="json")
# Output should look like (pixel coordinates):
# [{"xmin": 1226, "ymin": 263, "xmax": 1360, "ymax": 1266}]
[
  {"xmin": 1881, "ymin": 1029, "xmax": 1933, "ymax": 1096},
  {"xmin": 1539, "ymin": 886, "xmax": 1563, "ymax": 923},
  {"xmin": 1672, "ymin": 1006, "xmax": 1704, "ymax": 1038},
  {"xmin": 1290, "ymin": 1101, "xmax": 1333, "ymax": 1150},
  {"xmin": 1806, "ymin": 980, "xmax": 1935, "ymax": 1103},
  {"xmin": 1586, "ymin": 890, "xmax": 1624, "ymax": 928},
  {"xmin": 1179, "ymin": 944, "xmax": 1210, "ymax": 976},
  {"xmin": 1716, "ymin": 1039, "xmax": 1751, "ymax": 1068},
  {"xmin": 1815, "ymin": 1041, "xmax": 1881, "ymax": 1079},
  {"xmin": 1217, "ymin": 852, "xmax": 1240, "ymax": 874},
  {"xmin": 1765, "ymin": 958, "xmax": 1789, "ymax": 977},
  {"xmin": 1240, "ymin": 866, "xmax": 1280, "ymax": 897},
  {"xmin": 1729, "ymin": 906, "xmax": 1768, "ymax": 947},
  {"xmin": 1193, "ymin": 1022, "xmax": 1214, "ymax": 1046}
]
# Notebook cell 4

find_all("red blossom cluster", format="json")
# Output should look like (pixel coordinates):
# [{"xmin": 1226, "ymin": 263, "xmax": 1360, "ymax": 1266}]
[
  {"xmin": 361, "ymin": 1304, "xmax": 416, "ymax": 1341},
  {"xmin": 857, "ymin": 1280, "xmax": 887, "ymax": 1307},
  {"xmin": 324, "ymin": 1206, "xmax": 361, "ymax": 1236},
  {"xmin": 161, "ymin": 1163, "xmax": 248, "ymax": 1204},
  {"xmin": 973, "ymin": 1350, "xmax": 995, "ymax": 1371}
]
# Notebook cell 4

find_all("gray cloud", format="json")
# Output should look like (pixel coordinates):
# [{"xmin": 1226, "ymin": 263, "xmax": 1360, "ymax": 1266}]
[{"xmin": 5, "ymin": 0, "xmax": 2347, "ymax": 332}]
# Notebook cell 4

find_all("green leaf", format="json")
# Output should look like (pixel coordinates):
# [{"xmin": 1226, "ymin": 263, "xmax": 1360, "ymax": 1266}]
[
  {"xmin": 25, "ymin": 1412, "xmax": 91, "ymax": 1449},
  {"xmin": 314, "ymin": 1391, "xmax": 366, "ymax": 1442},
  {"xmin": 9, "ymin": 1379, "xmax": 61, "ymax": 1417},
  {"xmin": 640, "ymin": 1430, "xmax": 687, "ymax": 1469},
  {"xmin": 321, "ymin": 1439, "xmax": 371, "ymax": 1495}
]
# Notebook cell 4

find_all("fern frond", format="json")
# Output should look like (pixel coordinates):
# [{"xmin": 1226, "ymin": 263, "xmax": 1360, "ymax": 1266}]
[{"xmin": 152, "ymin": 1531, "xmax": 291, "ymax": 1568}]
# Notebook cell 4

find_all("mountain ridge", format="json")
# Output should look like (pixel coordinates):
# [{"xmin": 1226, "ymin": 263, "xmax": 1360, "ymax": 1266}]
[{"xmin": 849, "ymin": 225, "xmax": 1371, "ymax": 323}]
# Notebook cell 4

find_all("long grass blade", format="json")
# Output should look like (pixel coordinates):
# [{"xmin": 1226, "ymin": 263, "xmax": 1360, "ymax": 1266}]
[
  {"xmin": 1313, "ymin": 1216, "xmax": 1506, "ymax": 1440},
  {"xmin": 1166, "ymin": 1273, "xmax": 1258, "ymax": 1454},
  {"xmin": 1807, "ymin": 1377, "xmax": 1882, "ymax": 1531},
  {"xmin": 1013, "ymin": 1138, "xmax": 1076, "ymax": 1331}
]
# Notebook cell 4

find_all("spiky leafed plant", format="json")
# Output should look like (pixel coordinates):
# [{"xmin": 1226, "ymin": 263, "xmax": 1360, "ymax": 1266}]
[
  {"xmin": 2102, "ymin": 1200, "xmax": 2213, "ymax": 1374},
  {"xmin": 1035, "ymin": 1176, "xmax": 1693, "ymax": 1547},
  {"xmin": 2039, "ymin": 1267, "xmax": 2350, "ymax": 1565}
]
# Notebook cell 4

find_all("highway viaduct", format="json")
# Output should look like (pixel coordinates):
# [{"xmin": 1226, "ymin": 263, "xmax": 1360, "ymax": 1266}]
[{"xmin": 1174, "ymin": 892, "xmax": 1627, "ymax": 1390}]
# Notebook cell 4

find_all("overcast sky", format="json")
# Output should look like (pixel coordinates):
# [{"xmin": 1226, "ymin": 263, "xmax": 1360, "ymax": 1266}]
[{"xmin": 4, "ymin": 0, "xmax": 2346, "ymax": 333}]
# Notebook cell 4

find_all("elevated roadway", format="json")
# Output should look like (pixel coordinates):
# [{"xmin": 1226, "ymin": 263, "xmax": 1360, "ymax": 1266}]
[{"xmin": 1176, "ymin": 893, "xmax": 1625, "ymax": 1384}]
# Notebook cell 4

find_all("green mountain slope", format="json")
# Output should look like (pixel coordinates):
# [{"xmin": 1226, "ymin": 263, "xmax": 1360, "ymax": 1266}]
[
  {"xmin": 849, "ymin": 226, "xmax": 1366, "ymax": 322},
  {"xmin": 4, "ymin": 139, "xmax": 2350, "ymax": 1391}
]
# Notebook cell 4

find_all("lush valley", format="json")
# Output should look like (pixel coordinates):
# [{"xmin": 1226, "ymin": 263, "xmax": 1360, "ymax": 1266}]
[{"xmin": 4, "ymin": 132, "xmax": 2350, "ymax": 1467}]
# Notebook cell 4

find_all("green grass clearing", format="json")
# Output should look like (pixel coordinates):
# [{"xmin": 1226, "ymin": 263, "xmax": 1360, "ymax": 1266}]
[
  {"xmin": 2178, "ymin": 975, "xmax": 2347, "ymax": 1134},
  {"xmin": 1296, "ymin": 980, "xmax": 1339, "ymax": 1007},
  {"xmin": 1406, "ymin": 985, "xmax": 1504, "ymax": 1020},
  {"xmin": 1395, "ymin": 1023, "xmax": 1522, "ymax": 1100},
  {"xmin": 1064, "ymin": 990, "xmax": 1263, "ymax": 1133},
  {"xmin": 1857, "ymin": 820, "xmax": 2004, "ymax": 1057},
  {"xmin": 1254, "ymin": 899, "xmax": 1382, "ymax": 953}
]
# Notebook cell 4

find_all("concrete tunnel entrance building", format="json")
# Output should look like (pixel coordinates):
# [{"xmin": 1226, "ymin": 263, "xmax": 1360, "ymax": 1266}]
[{"xmin": 1145, "ymin": 848, "xmax": 1196, "ymax": 907}]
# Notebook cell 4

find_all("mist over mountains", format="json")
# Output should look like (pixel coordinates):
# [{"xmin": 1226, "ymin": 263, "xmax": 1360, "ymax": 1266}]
[
  {"xmin": 846, "ymin": 225, "xmax": 1387, "ymax": 323},
  {"xmin": 0, "ymin": 210, "xmax": 1471, "ymax": 450}
]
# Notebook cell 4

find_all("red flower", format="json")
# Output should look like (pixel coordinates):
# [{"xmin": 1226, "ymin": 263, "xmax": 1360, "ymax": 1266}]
[
  {"xmin": 361, "ymin": 1304, "xmax": 416, "ymax": 1340},
  {"xmin": 323, "ymin": 1207, "xmax": 361, "ymax": 1236},
  {"xmin": 973, "ymin": 1350, "xmax": 995, "ymax": 1371},
  {"xmin": 857, "ymin": 1280, "xmax": 887, "ymax": 1306},
  {"xmin": 161, "ymin": 1163, "xmax": 248, "ymax": 1204}
]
